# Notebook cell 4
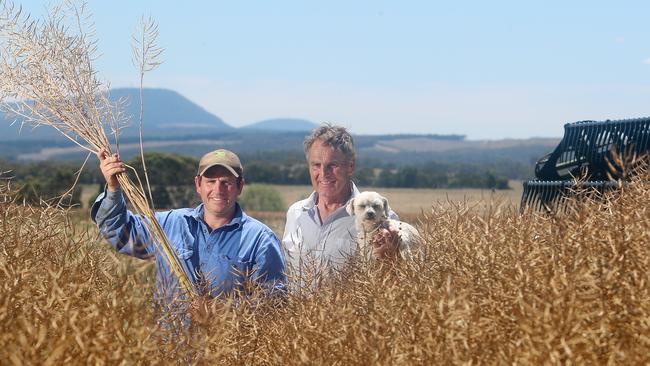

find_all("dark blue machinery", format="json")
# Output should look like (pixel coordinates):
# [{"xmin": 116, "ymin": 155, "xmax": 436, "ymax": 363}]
[{"xmin": 521, "ymin": 117, "xmax": 650, "ymax": 211}]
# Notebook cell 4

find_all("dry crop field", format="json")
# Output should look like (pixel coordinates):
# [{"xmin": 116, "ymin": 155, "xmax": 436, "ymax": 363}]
[
  {"xmin": 253, "ymin": 182, "xmax": 523, "ymax": 236},
  {"xmin": 272, "ymin": 181, "xmax": 524, "ymax": 215},
  {"xmin": 2, "ymin": 172, "xmax": 650, "ymax": 364},
  {"xmin": 7, "ymin": 2, "xmax": 650, "ymax": 363},
  {"xmin": 81, "ymin": 183, "xmax": 523, "ymax": 236}
]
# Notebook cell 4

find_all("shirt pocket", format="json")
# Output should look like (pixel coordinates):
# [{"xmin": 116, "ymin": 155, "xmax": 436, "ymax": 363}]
[
  {"xmin": 223, "ymin": 255, "xmax": 251, "ymax": 277},
  {"xmin": 166, "ymin": 225, "xmax": 195, "ymax": 260},
  {"xmin": 322, "ymin": 237, "xmax": 356, "ymax": 263},
  {"xmin": 283, "ymin": 226, "xmax": 303, "ymax": 252},
  {"xmin": 206, "ymin": 255, "xmax": 251, "ymax": 295}
]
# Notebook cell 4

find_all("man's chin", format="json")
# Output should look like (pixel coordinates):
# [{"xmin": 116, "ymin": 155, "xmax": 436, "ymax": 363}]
[
  {"xmin": 317, "ymin": 186, "xmax": 341, "ymax": 196},
  {"xmin": 206, "ymin": 203, "xmax": 230, "ymax": 213}
]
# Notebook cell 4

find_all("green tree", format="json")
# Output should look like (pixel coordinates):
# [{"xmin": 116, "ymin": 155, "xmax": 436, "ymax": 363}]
[
  {"xmin": 354, "ymin": 167, "xmax": 375, "ymax": 186},
  {"xmin": 286, "ymin": 164, "xmax": 310, "ymax": 185},
  {"xmin": 151, "ymin": 186, "xmax": 172, "ymax": 209},
  {"xmin": 377, "ymin": 169, "xmax": 397, "ymax": 187},
  {"xmin": 245, "ymin": 161, "xmax": 284, "ymax": 184},
  {"xmin": 396, "ymin": 166, "xmax": 419, "ymax": 188},
  {"xmin": 239, "ymin": 184, "xmax": 285, "ymax": 212},
  {"xmin": 15, "ymin": 166, "xmax": 82, "ymax": 206},
  {"xmin": 127, "ymin": 152, "xmax": 197, "ymax": 187}
]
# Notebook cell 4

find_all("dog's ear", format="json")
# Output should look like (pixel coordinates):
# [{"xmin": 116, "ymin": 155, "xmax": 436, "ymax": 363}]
[
  {"xmin": 382, "ymin": 197, "xmax": 391, "ymax": 217},
  {"xmin": 346, "ymin": 198, "xmax": 355, "ymax": 216}
]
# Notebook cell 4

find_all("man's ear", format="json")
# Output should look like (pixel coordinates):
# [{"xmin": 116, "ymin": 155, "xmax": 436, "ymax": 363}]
[
  {"xmin": 382, "ymin": 197, "xmax": 391, "ymax": 218},
  {"xmin": 194, "ymin": 175, "xmax": 200, "ymax": 193},
  {"xmin": 346, "ymin": 198, "xmax": 355, "ymax": 216},
  {"xmin": 346, "ymin": 156, "xmax": 356, "ymax": 178},
  {"xmin": 237, "ymin": 178, "xmax": 245, "ymax": 195}
]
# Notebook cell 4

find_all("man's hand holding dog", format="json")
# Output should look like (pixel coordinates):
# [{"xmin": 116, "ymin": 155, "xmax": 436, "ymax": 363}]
[{"xmin": 371, "ymin": 227, "xmax": 400, "ymax": 259}]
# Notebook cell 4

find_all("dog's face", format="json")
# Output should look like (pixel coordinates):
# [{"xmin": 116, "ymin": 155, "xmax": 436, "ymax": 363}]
[{"xmin": 346, "ymin": 191, "xmax": 390, "ymax": 230}]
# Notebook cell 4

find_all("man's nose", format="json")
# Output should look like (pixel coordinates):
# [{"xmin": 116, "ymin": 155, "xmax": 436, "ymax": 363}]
[
  {"xmin": 320, "ymin": 165, "xmax": 332, "ymax": 175},
  {"xmin": 214, "ymin": 182, "xmax": 227, "ymax": 192}
]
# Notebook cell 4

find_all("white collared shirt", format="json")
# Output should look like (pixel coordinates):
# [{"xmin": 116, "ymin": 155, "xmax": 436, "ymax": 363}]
[
  {"xmin": 282, "ymin": 183, "xmax": 398, "ymax": 275},
  {"xmin": 282, "ymin": 183, "xmax": 360, "ymax": 274}
]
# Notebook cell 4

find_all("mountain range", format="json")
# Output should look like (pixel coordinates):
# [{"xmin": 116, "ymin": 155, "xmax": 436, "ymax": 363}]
[
  {"xmin": 0, "ymin": 88, "xmax": 560, "ymax": 170},
  {"xmin": 0, "ymin": 88, "xmax": 319, "ymax": 141}
]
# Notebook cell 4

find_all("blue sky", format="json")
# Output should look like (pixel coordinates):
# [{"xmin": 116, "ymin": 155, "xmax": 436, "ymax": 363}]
[{"xmin": 19, "ymin": 1, "xmax": 650, "ymax": 139}]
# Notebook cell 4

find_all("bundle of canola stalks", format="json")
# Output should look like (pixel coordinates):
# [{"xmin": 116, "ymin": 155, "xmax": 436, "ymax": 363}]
[{"xmin": 0, "ymin": 1, "xmax": 197, "ymax": 297}]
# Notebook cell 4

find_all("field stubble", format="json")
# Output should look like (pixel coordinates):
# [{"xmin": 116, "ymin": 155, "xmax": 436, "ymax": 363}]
[
  {"xmin": 243, "ymin": 181, "xmax": 524, "ymax": 236},
  {"xmin": 2, "ymin": 176, "xmax": 650, "ymax": 364},
  {"xmin": 272, "ymin": 181, "xmax": 523, "ymax": 214},
  {"xmin": 81, "ymin": 183, "xmax": 523, "ymax": 236}
]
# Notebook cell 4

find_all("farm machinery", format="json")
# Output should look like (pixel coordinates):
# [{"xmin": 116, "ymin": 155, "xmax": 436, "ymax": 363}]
[{"xmin": 520, "ymin": 117, "xmax": 650, "ymax": 211}]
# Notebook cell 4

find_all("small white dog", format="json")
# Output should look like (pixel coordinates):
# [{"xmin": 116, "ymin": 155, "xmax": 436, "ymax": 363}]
[{"xmin": 346, "ymin": 191, "xmax": 420, "ymax": 259}]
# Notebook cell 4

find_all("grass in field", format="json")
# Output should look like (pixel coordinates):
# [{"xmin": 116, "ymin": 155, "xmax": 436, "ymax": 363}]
[
  {"xmin": 80, "ymin": 182, "xmax": 521, "ymax": 235},
  {"xmin": 4, "ymin": 174, "xmax": 650, "ymax": 364},
  {"xmin": 271, "ymin": 181, "xmax": 523, "ymax": 216}
]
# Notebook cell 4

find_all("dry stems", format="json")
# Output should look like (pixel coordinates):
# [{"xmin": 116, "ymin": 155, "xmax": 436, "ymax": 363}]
[
  {"xmin": 2, "ymin": 1, "xmax": 650, "ymax": 364},
  {"xmin": 2, "ymin": 167, "xmax": 650, "ymax": 363},
  {"xmin": 0, "ymin": 0, "xmax": 196, "ymax": 297},
  {"xmin": 132, "ymin": 15, "xmax": 163, "ymax": 208}
]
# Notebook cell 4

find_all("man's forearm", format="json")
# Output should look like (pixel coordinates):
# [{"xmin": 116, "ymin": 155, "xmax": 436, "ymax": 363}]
[{"xmin": 91, "ymin": 188, "xmax": 153, "ymax": 258}]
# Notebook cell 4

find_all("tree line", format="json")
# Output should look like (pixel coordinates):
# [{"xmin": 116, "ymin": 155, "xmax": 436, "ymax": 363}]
[
  {"xmin": 244, "ymin": 159, "xmax": 511, "ymax": 189},
  {"xmin": 0, "ymin": 151, "xmax": 515, "ymax": 206}
]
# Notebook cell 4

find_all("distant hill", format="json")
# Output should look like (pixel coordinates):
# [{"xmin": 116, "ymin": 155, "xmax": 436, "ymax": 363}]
[
  {"xmin": 0, "ymin": 87, "xmax": 561, "ymax": 178},
  {"xmin": 6, "ymin": 129, "xmax": 558, "ymax": 169},
  {"xmin": 241, "ymin": 118, "xmax": 318, "ymax": 132},
  {"xmin": 0, "ymin": 88, "xmax": 233, "ymax": 141},
  {"xmin": 110, "ymin": 88, "xmax": 233, "ymax": 136},
  {"xmin": 0, "ymin": 103, "xmax": 62, "ymax": 141}
]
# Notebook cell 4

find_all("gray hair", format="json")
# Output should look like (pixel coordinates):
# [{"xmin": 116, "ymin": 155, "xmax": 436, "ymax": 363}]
[{"xmin": 303, "ymin": 123, "xmax": 355, "ymax": 161}]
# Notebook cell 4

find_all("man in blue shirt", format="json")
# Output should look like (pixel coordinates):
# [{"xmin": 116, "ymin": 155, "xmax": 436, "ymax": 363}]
[{"xmin": 91, "ymin": 148, "xmax": 286, "ymax": 308}]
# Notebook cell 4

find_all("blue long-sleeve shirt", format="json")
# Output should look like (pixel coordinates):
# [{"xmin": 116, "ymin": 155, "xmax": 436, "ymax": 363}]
[{"xmin": 91, "ymin": 189, "xmax": 286, "ymax": 301}]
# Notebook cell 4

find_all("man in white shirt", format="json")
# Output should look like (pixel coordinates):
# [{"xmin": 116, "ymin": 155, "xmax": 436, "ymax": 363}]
[{"xmin": 282, "ymin": 124, "xmax": 398, "ymax": 276}]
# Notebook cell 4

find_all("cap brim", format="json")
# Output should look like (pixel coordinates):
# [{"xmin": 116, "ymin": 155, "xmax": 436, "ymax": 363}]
[{"xmin": 199, "ymin": 163, "xmax": 240, "ymax": 178}]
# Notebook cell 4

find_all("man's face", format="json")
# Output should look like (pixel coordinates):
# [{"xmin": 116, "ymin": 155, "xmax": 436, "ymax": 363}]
[
  {"xmin": 195, "ymin": 165, "xmax": 243, "ymax": 218},
  {"xmin": 307, "ymin": 140, "xmax": 355, "ymax": 202}
]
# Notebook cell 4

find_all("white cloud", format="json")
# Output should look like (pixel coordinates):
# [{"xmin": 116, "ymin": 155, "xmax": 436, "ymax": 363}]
[
  {"xmin": 614, "ymin": 36, "xmax": 625, "ymax": 44},
  {"xmin": 643, "ymin": 58, "xmax": 650, "ymax": 65}
]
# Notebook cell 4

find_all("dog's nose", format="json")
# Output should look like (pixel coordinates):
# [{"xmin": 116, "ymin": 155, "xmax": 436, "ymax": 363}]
[{"xmin": 365, "ymin": 211, "xmax": 375, "ymax": 219}]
